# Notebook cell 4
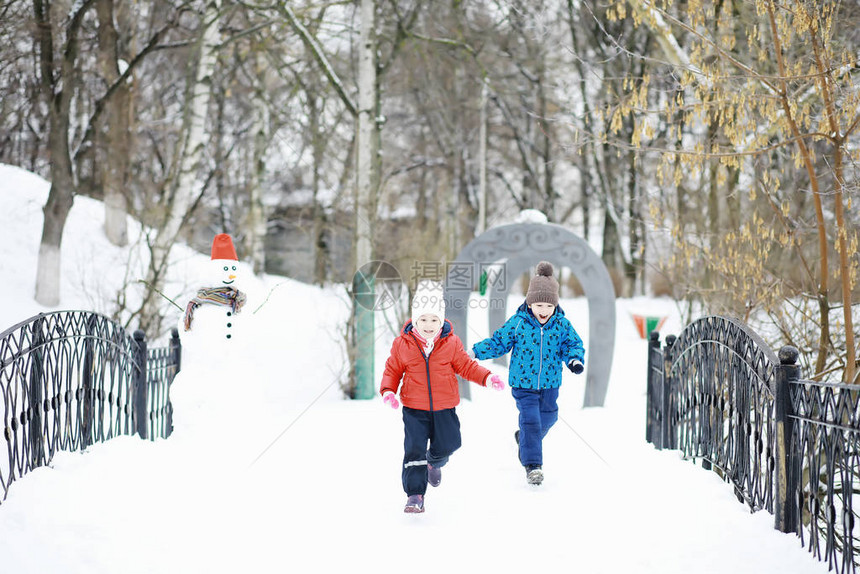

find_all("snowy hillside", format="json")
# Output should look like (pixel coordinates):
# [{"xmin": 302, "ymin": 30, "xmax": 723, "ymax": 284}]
[{"xmin": 0, "ymin": 164, "xmax": 827, "ymax": 573}]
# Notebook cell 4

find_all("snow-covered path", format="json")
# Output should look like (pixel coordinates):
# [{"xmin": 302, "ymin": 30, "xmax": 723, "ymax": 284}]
[
  {"xmin": 0, "ymin": 162, "xmax": 828, "ymax": 573},
  {"xmin": 225, "ymin": 373, "xmax": 822, "ymax": 574},
  {"xmin": 1, "ymin": 295, "xmax": 826, "ymax": 573}
]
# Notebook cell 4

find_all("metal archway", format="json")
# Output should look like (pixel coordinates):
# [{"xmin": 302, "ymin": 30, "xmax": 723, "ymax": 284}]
[{"xmin": 445, "ymin": 222, "xmax": 615, "ymax": 407}]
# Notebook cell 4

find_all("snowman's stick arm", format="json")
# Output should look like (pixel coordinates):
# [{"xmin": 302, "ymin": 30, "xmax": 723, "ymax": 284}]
[
  {"xmin": 137, "ymin": 280, "xmax": 184, "ymax": 310},
  {"xmin": 252, "ymin": 281, "xmax": 287, "ymax": 314}
]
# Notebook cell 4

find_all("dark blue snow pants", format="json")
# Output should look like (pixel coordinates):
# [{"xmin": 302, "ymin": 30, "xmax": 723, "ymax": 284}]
[
  {"xmin": 401, "ymin": 406, "xmax": 462, "ymax": 496},
  {"xmin": 512, "ymin": 387, "xmax": 560, "ymax": 467}
]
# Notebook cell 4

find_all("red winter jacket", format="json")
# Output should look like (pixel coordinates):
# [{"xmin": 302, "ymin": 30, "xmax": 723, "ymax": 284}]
[{"xmin": 380, "ymin": 320, "xmax": 491, "ymax": 411}]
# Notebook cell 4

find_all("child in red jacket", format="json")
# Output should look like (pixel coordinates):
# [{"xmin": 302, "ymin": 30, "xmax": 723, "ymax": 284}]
[{"xmin": 380, "ymin": 279, "xmax": 505, "ymax": 513}]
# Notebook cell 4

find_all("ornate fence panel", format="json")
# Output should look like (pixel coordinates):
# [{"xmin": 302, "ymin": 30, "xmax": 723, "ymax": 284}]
[
  {"xmin": 141, "ymin": 330, "xmax": 180, "ymax": 441},
  {"xmin": 0, "ymin": 311, "xmax": 180, "ymax": 503},
  {"xmin": 665, "ymin": 316, "xmax": 778, "ymax": 513},
  {"xmin": 647, "ymin": 316, "xmax": 859, "ymax": 573},
  {"xmin": 779, "ymin": 348, "xmax": 860, "ymax": 573}
]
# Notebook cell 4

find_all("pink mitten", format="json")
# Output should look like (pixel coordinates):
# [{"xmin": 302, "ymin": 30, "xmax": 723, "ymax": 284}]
[
  {"xmin": 489, "ymin": 374, "xmax": 505, "ymax": 391},
  {"xmin": 382, "ymin": 391, "xmax": 400, "ymax": 409}
]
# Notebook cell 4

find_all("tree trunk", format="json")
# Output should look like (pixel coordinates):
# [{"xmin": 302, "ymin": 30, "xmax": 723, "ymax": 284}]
[
  {"xmin": 765, "ymin": 0, "xmax": 830, "ymax": 379},
  {"xmin": 626, "ymin": 133, "xmax": 641, "ymax": 297},
  {"xmin": 477, "ymin": 81, "xmax": 488, "ymax": 235},
  {"xmin": 246, "ymin": 47, "xmax": 269, "ymax": 276},
  {"xmin": 355, "ymin": 0, "xmax": 377, "ymax": 270},
  {"xmin": 350, "ymin": 0, "xmax": 379, "ymax": 399},
  {"xmin": 537, "ymin": 74, "xmax": 554, "ymax": 218},
  {"xmin": 832, "ymin": 144, "xmax": 856, "ymax": 383},
  {"xmin": 805, "ymin": 15, "xmax": 857, "ymax": 383},
  {"xmin": 36, "ymin": 173, "xmax": 74, "ymax": 307},
  {"xmin": 309, "ymin": 90, "xmax": 328, "ymax": 286},
  {"xmin": 213, "ymin": 77, "xmax": 227, "ymax": 230},
  {"xmin": 565, "ymin": 0, "xmax": 601, "ymax": 239},
  {"xmin": 36, "ymin": 99, "xmax": 75, "ymax": 306},
  {"xmin": 602, "ymin": 171, "xmax": 622, "ymax": 297},
  {"xmin": 33, "ymin": 0, "xmax": 94, "ymax": 306},
  {"xmin": 138, "ymin": 0, "xmax": 222, "ymax": 334},
  {"xmin": 96, "ymin": 0, "xmax": 130, "ymax": 247}
]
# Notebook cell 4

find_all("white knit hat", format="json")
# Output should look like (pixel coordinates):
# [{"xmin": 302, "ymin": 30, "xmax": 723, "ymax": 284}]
[{"xmin": 411, "ymin": 279, "xmax": 446, "ymax": 324}]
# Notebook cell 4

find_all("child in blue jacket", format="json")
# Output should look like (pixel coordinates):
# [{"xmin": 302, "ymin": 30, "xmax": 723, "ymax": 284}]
[{"xmin": 470, "ymin": 261, "xmax": 585, "ymax": 485}]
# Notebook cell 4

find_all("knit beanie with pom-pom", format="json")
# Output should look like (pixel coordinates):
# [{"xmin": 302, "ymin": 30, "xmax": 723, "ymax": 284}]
[{"xmin": 525, "ymin": 261, "xmax": 559, "ymax": 306}]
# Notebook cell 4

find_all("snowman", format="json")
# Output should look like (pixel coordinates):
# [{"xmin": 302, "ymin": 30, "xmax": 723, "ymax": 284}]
[
  {"xmin": 170, "ymin": 233, "xmax": 262, "ymax": 446},
  {"xmin": 181, "ymin": 233, "xmax": 248, "ymax": 352}
]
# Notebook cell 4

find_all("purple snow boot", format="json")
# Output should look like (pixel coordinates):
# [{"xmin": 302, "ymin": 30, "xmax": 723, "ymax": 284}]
[
  {"xmin": 404, "ymin": 494, "xmax": 425, "ymax": 513},
  {"xmin": 427, "ymin": 463, "xmax": 442, "ymax": 487}
]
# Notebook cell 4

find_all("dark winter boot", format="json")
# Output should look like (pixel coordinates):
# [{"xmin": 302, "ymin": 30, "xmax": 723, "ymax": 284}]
[
  {"xmin": 526, "ymin": 465, "xmax": 544, "ymax": 485},
  {"xmin": 427, "ymin": 463, "xmax": 442, "ymax": 487},
  {"xmin": 404, "ymin": 494, "xmax": 425, "ymax": 513}
]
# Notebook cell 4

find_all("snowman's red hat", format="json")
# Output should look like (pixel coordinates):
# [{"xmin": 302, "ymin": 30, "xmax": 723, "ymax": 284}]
[{"xmin": 211, "ymin": 233, "xmax": 238, "ymax": 260}]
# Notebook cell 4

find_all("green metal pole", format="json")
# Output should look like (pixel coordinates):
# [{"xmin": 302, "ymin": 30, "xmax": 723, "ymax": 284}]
[{"xmin": 353, "ymin": 270, "xmax": 375, "ymax": 399}]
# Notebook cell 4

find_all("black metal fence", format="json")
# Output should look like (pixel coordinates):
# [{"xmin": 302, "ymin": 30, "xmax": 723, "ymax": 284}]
[
  {"xmin": 0, "ymin": 311, "xmax": 181, "ymax": 503},
  {"xmin": 647, "ymin": 316, "xmax": 858, "ymax": 573}
]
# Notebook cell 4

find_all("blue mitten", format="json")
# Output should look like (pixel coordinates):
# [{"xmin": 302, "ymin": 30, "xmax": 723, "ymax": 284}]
[{"xmin": 568, "ymin": 360, "xmax": 584, "ymax": 375}]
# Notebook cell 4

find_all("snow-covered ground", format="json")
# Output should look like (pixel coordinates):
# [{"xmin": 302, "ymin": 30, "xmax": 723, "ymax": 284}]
[{"xmin": 0, "ymin": 164, "xmax": 827, "ymax": 573}]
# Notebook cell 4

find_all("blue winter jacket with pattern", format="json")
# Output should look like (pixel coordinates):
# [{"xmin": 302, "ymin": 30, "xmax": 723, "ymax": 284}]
[{"xmin": 472, "ymin": 302, "xmax": 585, "ymax": 390}]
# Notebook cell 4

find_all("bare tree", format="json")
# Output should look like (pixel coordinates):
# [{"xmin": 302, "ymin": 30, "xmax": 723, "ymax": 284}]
[
  {"xmin": 96, "ymin": 0, "xmax": 131, "ymax": 247},
  {"xmin": 244, "ymin": 36, "xmax": 271, "ymax": 276},
  {"xmin": 32, "ymin": 0, "xmax": 96, "ymax": 306},
  {"xmin": 138, "ymin": 0, "xmax": 223, "ymax": 334},
  {"xmin": 610, "ymin": 0, "xmax": 860, "ymax": 381}
]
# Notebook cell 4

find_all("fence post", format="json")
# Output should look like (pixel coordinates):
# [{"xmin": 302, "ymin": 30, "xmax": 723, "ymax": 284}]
[
  {"xmin": 646, "ymin": 330, "xmax": 660, "ymax": 446},
  {"xmin": 661, "ymin": 335, "xmax": 677, "ymax": 450},
  {"xmin": 28, "ymin": 316, "xmax": 46, "ymax": 468},
  {"xmin": 774, "ymin": 345, "xmax": 799, "ymax": 534},
  {"xmin": 170, "ymin": 328, "xmax": 182, "ymax": 373},
  {"xmin": 167, "ymin": 328, "xmax": 181, "ymax": 436},
  {"xmin": 133, "ymin": 330, "xmax": 148, "ymax": 440},
  {"xmin": 81, "ymin": 314, "xmax": 96, "ymax": 448}
]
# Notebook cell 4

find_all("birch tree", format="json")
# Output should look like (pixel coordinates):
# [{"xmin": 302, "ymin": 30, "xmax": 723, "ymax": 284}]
[
  {"xmin": 356, "ymin": 0, "xmax": 377, "ymax": 266},
  {"xmin": 245, "ymin": 44, "xmax": 270, "ymax": 276},
  {"xmin": 352, "ymin": 0, "xmax": 378, "ymax": 399},
  {"xmin": 138, "ymin": 0, "xmax": 223, "ymax": 334}
]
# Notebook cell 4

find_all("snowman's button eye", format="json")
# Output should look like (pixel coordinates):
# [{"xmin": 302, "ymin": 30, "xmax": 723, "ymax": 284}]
[
  {"xmin": 223, "ymin": 266, "xmax": 229, "ymax": 271},
  {"xmin": 232, "ymin": 266, "xmax": 237, "ymax": 271}
]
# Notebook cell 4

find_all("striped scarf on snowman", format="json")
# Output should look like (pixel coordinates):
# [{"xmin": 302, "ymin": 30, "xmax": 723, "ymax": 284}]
[{"xmin": 183, "ymin": 286, "xmax": 247, "ymax": 331}]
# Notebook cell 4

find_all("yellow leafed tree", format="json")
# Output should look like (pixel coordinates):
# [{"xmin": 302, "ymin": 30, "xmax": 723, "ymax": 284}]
[{"xmin": 605, "ymin": 0, "xmax": 859, "ymax": 382}]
